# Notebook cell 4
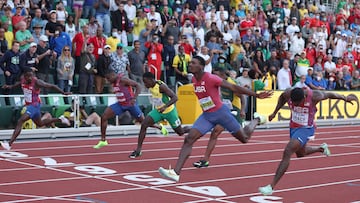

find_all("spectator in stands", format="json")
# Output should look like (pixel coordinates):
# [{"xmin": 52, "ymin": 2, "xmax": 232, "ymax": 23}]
[
  {"xmin": 72, "ymin": 24, "xmax": 90, "ymax": 74},
  {"xmin": 45, "ymin": 10, "xmax": 59, "ymax": 38},
  {"xmin": 145, "ymin": 33, "xmax": 163, "ymax": 80},
  {"xmin": 65, "ymin": 16, "xmax": 76, "ymax": 41},
  {"xmin": 351, "ymin": 70, "xmax": 360, "ymax": 90},
  {"xmin": 110, "ymin": 43, "xmax": 130, "ymax": 76},
  {"xmin": 111, "ymin": 2, "xmax": 129, "ymax": 47},
  {"xmin": 253, "ymin": 49, "xmax": 267, "ymax": 77},
  {"xmin": 0, "ymin": 28, "xmax": 8, "ymax": 57},
  {"xmin": 161, "ymin": 16, "xmax": 180, "ymax": 45},
  {"xmin": 133, "ymin": 9, "xmax": 149, "ymax": 41},
  {"xmin": 312, "ymin": 71, "xmax": 327, "ymax": 90},
  {"xmin": 197, "ymin": 46, "xmax": 213, "ymax": 73},
  {"xmin": 32, "ymin": 24, "xmax": 43, "ymax": 44},
  {"xmin": 36, "ymin": 35, "xmax": 53, "ymax": 94},
  {"xmin": 173, "ymin": 45, "xmax": 191, "ymax": 85},
  {"xmin": 19, "ymin": 42, "xmax": 38, "ymax": 72},
  {"xmin": 72, "ymin": 0, "xmax": 84, "ymax": 28},
  {"xmin": 95, "ymin": 43, "xmax": 111, "ymax": 94},
  {"xmin": 0, "ymin": 41, "xmax": 20, "ymax": 94},
  {"xmin": 262, "ymin": 65, "xmax": 277, "ymax": 90},
  {"xmin": 88, "ymin": 16, "xmax": 99, "ymax": 37},
  {"xmin": 94, "ymin": 0, "xmax": 111, "ymax": 36},
  {"xmin": 277, "ymin": 59, "xmax": 293, "ymax": 90},
  {"xmin": 2, "ymin": 22, "xmax": 14, "ymax": 50},
  {"xmin": 55, "ymin": 1, "xmax": 68, "ymax": 25},
  {"xmin": 313, "ymin": 55, "xmax": 324, "ymax": 74},
  {"xmin": 57, "ymin": 45, "xmax": 75, "ymax": 93},
  {"xmin": 88, "ymin": 27, "xmax": 106, "ymax": 60},
  {"xmin": 50, "ymin": 25, "xmax": 72, "ymax": 58},
  {"xmin": 335, "ymin": 71, "xmax": 349, "ymax": 90},
  {"xmin": 248, "ymin": 69, "xmax": 265, "ymax": 91},
  {"xmin": 30, "ymin": 9, "xmax": 45, "ymax": 33},
  {"xmin": 324, "ymin": 54, "xmax": 337, "ymax": 77},
  {"xmin": 12, "ymin": 4, "xmax": 25, "ymax": 35},
  {"xmin": 326, "ymin": 73, "xmax": 337, "ymax": 90},
  {"xmin": 83, "ymin": 0, "xmax": 96, "ymax": 20},
  {"xmin": 147, "ymin": 4, "xmax": 162, "ymax": 26},
  {"xmin": 15, "ymin": 21, "xmax": 34, "ymax": 53},
  {"xmin": 1, "ymin": 6, "xmax": 13, "ymax": 33},
  {"xmin": 162, "ymin": 35, "xmax": 176, "ymax": 86},
  {"xmin": 63, "ymin": 100, "xmax": 101, "ymax": 127},
  {"xmin": 106, "ymin": 28, "xmax": 121, "ymax": 52},
  {"xmin": 79, "ymin": 43, "xmax": 97, "ymax": 94},
  {"xmin": 128, "ymin": 40, "xmax": 146, "ymax": 91}
]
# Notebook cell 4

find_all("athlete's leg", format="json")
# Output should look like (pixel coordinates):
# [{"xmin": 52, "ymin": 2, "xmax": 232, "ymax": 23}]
[
  {"xmin": 135, "ymin": 115, "xmax": 156, "ymax": 153},
  {"xmin": 8, "ymin": 113, "xmax": 31, "ymax": 146},
  {"xmin": 296, "ymin": 145, "xmax": 324, "ymax": 157},
  {"xmin": 204, "ymin": 125, "xmax": 224, "ymax": 162},
  {"xmin": 100, "ymin": 107, "xmax": 116, "ymax": 141}
]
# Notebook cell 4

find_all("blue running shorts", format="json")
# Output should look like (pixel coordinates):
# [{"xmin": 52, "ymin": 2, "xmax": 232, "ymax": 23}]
[
  {"xmin": 24, "ymin": 104, "xmax": 41, "ymax": 120},
  {"xmin": 290, "ymin": 126, "xmax": 315, "ymax": 147},
  {"xmin": 193, "ymin": 105, "xmax": 241, "ymax": 135},
  {"xmin": 109, "ymin": 103, "xmax": 143, "ymax": 119}
]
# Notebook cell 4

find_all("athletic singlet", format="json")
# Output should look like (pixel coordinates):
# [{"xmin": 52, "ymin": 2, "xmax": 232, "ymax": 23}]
[
  {"xmin": 21, "ymin": 76, "xmax": 41, "ymax": 106},
  {"xmin": 192, "ymin": 72, "xmax": 223, "ymax": 112},
  {"xmin": 288, "ymin": 88, "xmax": 317, "ymax": 128},
  {"xmin": 149, "ymin": 80, "xmax": 174, "ymax": 114},
  {"xmin": 112, "ymin": 74, "xmax": 135, "ymax": 106}
]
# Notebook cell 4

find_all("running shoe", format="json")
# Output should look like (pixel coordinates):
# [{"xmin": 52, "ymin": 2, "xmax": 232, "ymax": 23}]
[
  {"xmin": 159, "ymin": 123, "xmax": 168, "ymax": 136},
  {"xmin": 93, "ymin": 140, "xmax": 108, "ymax": 149},
  {"xmin": 259, "ymin": 184, "xmax": 273, "ymax": 195},
  {"xmin": 129, "ymin": 150, "xmax": 142, "ymax": 158},
  {"xmin": 1, "ymin": 141, "xmax": 11, "ymax": 150},
  {"xmin": 59, "ymin": 115, "xmax": 70, "ymax": 126},
  {"xmin": 254, "ymin": 112, "xmax": 267, "ymax": 125},
  {"xmin": 158, "ymin": 166, "xmax": 179, "ymax": 182},
  {"xmin": 321, "ymin": 143, "xmax": 331, "ymax": 156},
  {"xmin": 193, "ymin": 160, "xmax": 209, "ymax": 168}
]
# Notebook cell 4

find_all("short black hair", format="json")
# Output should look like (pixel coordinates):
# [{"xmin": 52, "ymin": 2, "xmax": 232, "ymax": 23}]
[
  {"xmin": 143, "ymin": 71, "xmax": 155, "ymax": 79},
  {"xmin": 193, "ymin": 55, "xmax": 205, "ymax": 67},
  {"xmin": 291, "ymin": 87, "xmax": 305, "ymax": 103}
]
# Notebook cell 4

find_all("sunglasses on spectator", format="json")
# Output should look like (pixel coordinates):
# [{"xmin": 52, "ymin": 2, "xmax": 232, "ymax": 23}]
[{"xmin": 64, "ymin": 49, "xmax": 70, "ymax": 51}]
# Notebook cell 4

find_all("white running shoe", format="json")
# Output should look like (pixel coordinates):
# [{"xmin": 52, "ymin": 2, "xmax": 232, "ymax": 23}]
[
  {"xmin": 254, "ymin": 112, "xmax": 267, "ymax": 125},
  {"xmin": 321, "ymin": 143, "xmax": 331, "ymax": 156},
  {"xmin": 59, "ymin": 115, "xmax": 70, "ymax": 126},
  {"xmin": 158, "ymin": 166, "xmax": 179, "ymax": 182},
  {"xmin": 259, "ymin": 184, "xmax": 273, "ymax": 195},
  {"xmin": 1, "ymin": 141, "xmax": 11, "ymax": 150}
]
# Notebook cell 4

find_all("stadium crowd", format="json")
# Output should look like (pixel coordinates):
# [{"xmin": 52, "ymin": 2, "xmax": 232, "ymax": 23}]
[{"xmin": 0, "ymin": 0, "xmax": 360, "ymax": 95}]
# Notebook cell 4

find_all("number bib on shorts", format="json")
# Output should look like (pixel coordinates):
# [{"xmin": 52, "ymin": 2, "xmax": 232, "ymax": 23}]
[{"xmin": 199, "ymin": 96, "xmax": 216, "ymax": 111}]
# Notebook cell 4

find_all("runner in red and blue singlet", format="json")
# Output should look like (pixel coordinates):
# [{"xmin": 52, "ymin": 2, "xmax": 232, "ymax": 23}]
[
  {"xmin": 1, "ymin": 68, "xmax": 71, "ymax": 150},
  {"xmin": 259, "ymin": 87, "xmax": 358, "ymax": 195},
  {"xmin": 159, "ymin": 56, "xmax": 273, "ymax": 182}
]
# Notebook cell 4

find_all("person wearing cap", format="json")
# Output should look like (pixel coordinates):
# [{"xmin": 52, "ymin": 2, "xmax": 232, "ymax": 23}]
[
  {"xmin": 45, "ymin": 10, "xmax": 60, "ymax": 38},
  {"xmin": 31, "ymin": 9, "xmax": 45, "ymax": 33},
  {"xmin": 32, "ymin": 24, "xmax": 43, "ymax": 44},
  {"xmin": 95, "ymin": 44, "xmax": 111, "ymax": 94},
  {"xmin": 19, "ymin": 42, "xmax": 38, "ymax": 73},
  {"xmin": 15, "ymin": 21, "xmax": 34, "ymax": 52},
  {"xmin": 36, "ymin": 35, "xmax": 53, "ymax": 94}
]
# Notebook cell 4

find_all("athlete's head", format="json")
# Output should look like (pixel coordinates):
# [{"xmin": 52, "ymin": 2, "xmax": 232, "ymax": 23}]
[
  {"xmin": 143, "ymin": 72, "xmax": 156, "ymax": 88},
  {"xmin": 104, "ymin": 70, "xmax": 117, "ymax": 83},
  {"xmin": 290, "ymin": 87, "xmax": 305, "ymax": 106},
  {"xmin": 189, "ymin": 55, "xmax": 205, "ymax": 73},
  {"xmin": 23, "ymin": 68, "xmax": 34, "ymax": 83}
]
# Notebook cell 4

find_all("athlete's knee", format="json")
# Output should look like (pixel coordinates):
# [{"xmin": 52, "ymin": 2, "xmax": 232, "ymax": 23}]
[{"xmin": 184, "ymin": 129, "xmax": 201, "ymax": 145}]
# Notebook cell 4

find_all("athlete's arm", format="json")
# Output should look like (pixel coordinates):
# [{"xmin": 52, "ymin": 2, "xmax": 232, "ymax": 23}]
[
  {"xmin": 221, "ymin": 80, "xmax": 273, "ymax": 99},
  {"xmin": 159, "ymin": 83, "xmax": 178, "ymax": 109},
  {"xmin": 313, "ymin": 90, "xmax": 358, "ymax": 105},
  {"xmin": 2, "ymin": 81, "xmax": 21, "ymax": 89},
  {"xmin": 121, "ymin": 77, "xmax": 141, "ymax": 99},
  {"xmin": 269, "ymin": 89, "xmax": 291, "ymax": 121},
  {"xmin": 36, "ymin": 79, "xmax": 71, "ymax": 95}
]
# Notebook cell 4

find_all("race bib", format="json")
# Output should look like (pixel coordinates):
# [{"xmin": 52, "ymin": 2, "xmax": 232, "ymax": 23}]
[
  {"xmin": 151, "ymin": 53, "xmax": 157, "ymax": 60},
  {"xmin": 98, "ymin": 48, "xmax": 103, "ymax": 55},
  {"xmin": 199, "ymin": 96, "xmax": 215, "ymax": 111},
  {"xmin": 222, "ymin": 99, "xmax": 233, "ymax": 110},
  {"xmin": 291, "ymin": 110, "xmax": 309, "ymax": 126}
]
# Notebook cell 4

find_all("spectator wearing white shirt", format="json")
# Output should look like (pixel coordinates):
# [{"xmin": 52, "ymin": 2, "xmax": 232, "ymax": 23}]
[
  {"xmin": 216, "ymin": 5, "xmax": 229, "ymax": 21},
  {"xmin": 289, "ymin": 31, "xmax": 305, "ymax": 59},
  {"xmin": 197, "ymin": 46, "xmax": 212, "ymax": 73},
  {"xmin": 147, "ymin": 5, "xmax": 162, "ymax": 27},
  {"xmin": 124, "ymin": 0, "xmax": 136, "ymax": 21},
  {"xmin": 277, "ymin": 59, "xmax": 293, "ymax": 90},
  {"xmin": 324, "ymin": 55, "xmax": 337, "ymax": 75},
  {"xmin": 286, "ymin": 17, "xmax": 300, "ymax": 36},
  {"xmin": 332, "ymin": 31, "xmax": 347, "ymax": 60}
]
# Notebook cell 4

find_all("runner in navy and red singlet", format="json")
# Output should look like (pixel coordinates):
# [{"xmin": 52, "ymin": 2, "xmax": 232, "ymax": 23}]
[
  {"xmin": 159, "ymin": 56, "xmax": 273, "ymax": 182},
  {"xmin": 1, "ymin": 68, "xmax": 71, "ymax": 150},
  {"xmin": 259, "ymin": 87, "xmax": 358, "ymax": 195},
  {"xmin": 93, "ymin": 71, "xmax": 167, "ymax": 149}
]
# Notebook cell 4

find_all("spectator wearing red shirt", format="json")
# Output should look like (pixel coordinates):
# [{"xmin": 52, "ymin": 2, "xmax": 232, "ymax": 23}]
[
  {"xmin": 88, "ymin": 27, "xmax": 106, "ymax": 59},
  {"xmin": 12, "ymin": 4, "xmax": 25, "ymax": 35},
  {"xmin": 180, "ymin": 35, "xmax": 195, "ymax": 56},
  {"xmin": 72, "ymin": 24, "xmax": 90, "ymax": 73},
  {"xmin": 305, "ymin": 41, "xmax": 317, "ymax": 66},
  {"xmin": 239, "ymin": 13, "xmax": 255, "ymax": 38},
  {"xmin": 145, "ymin": 34, "xmax": 163, "ymax": 80}
]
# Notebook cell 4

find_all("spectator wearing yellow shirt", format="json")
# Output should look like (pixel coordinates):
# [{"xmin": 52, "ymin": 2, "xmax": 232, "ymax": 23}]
[
  {"xmin": 106, "ymin": 28, "xmax": 121, "ymax": 52},
  {"xmin": 172, "ymin": 45, "xmax": 191, "ymax": 84},
  {"xmin": 133, "ymin": 9, "xmax": 149, "ymax": 41},
  {"xmin": 262, "ymin": 65, "xmax": 277, "ymax": 90},
  {"xmin": 3, "ymin": 22, "xmax": 13, "ymax": 49},
  {"xmin": 299, "ymin": 3, "xmax": 309, "ymax": 20}
]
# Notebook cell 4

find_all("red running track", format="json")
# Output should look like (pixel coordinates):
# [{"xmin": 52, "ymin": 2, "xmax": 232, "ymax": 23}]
[{"xmin": 0, "ymin": 126, "xmax": 359, "ymax": 203}]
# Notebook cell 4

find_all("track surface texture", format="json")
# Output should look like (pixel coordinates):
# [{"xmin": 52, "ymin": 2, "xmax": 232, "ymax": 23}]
[{"xmin": 0, "ymin": 126, "xmax": 359, "ymax": 203}]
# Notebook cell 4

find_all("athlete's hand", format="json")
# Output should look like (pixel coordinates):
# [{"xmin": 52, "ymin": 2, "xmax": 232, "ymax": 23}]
[
  {"xmin": 268, "ymin": 113, "xmax": 276, "ymax": 122},
  {"xmin": 345, "ymin": 94, "xmax": 358, "ymax": 105},
  {"xmin": 158, "ymin": 106, "xmax": 166, "ymax": 113},
  {"xmin": 2, "ymin": 84, "xmax": 12, "ymax": 89},
  {"xmin": 256, "ymin": 90, "xmax": 273, "ymax": 99},
  {"xmin": 130, "ymin": 98, "xmax": 136, "ymax": 105},
  {"xmin": 240, "ymin": 109, "xmax": 246, "ymax": 118}
]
